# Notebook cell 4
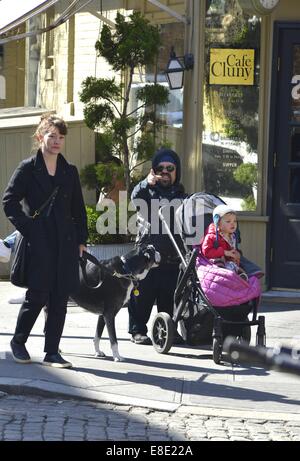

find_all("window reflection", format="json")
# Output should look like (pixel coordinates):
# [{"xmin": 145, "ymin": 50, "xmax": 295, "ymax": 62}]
[
  {"xmin": 129, "ymin": 22, "xmax": 185, "ymax": 159},
  {"xmin": 203, "ymin": 0, "xmax": 260, "ymax": 211}
]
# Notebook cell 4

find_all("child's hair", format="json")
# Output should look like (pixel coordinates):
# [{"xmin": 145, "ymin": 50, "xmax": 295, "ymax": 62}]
[{"xmin": 34, "ymin": 113, "xmax": 68, "ymax": 142}]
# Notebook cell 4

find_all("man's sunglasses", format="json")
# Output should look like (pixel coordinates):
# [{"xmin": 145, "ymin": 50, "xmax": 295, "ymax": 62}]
[{"xmin": 155, "ymin": 165, "xmax": 176, "ymax": 173}]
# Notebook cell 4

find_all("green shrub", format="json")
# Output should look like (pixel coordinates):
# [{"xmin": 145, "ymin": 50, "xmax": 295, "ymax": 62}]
[
  {"xmin": 241, "ymin": 195, "xmax": 256, "ymax": 211},
  {"xmin": 233, "ymin": 163, "xmax": 257, "ymax": 188},
  {"xmin": 79, "ymin": 11, "xmax": 169, "ymax": 192}
]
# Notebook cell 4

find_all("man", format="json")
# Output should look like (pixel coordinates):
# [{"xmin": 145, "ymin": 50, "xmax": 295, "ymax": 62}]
[{"xmin": 128, "ymin": 148, "xmax": 187, "ymax": 345}]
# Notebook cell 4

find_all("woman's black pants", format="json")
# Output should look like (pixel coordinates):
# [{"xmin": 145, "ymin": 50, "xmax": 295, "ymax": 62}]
[{"xmin": 13, "ymin": 289, "xmax": 68, "ymax": 353}]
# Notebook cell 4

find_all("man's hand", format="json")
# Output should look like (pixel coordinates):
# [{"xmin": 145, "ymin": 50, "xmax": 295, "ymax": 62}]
[{"xmin": 147, "ymin": 169, "xmax": 162, "ymax": 186}]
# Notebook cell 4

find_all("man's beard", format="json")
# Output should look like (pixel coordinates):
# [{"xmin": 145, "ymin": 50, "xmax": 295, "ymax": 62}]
[{"xmin": 158, "ymin": 174, "xmax": 173, "ymax": 187}]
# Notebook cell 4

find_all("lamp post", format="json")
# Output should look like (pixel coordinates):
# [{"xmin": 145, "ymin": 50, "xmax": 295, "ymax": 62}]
[{"xmin": 165, "ymin": 47, "xmax": 194, "ymax": 90}]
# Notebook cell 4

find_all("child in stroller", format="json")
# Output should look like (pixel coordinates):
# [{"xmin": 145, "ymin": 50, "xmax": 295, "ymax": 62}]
[
  {"xmin": 201, "ymin": 204, "xmax": 248, "ymax": 280},
  {"xmin": 150, "ymin": 192, "xmax": 266, "ymax": 364}
]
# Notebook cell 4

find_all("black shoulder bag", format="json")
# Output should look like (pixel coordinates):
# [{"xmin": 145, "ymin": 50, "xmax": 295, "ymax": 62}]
[{"xmin": 10, "ymin": 187, "xmax": 59, "ymax": 288}]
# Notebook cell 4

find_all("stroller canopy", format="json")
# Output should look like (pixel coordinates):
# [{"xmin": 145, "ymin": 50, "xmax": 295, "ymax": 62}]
[{"xmin": 175, "ymin": 192, "xmax": 225, "ymax": 246}]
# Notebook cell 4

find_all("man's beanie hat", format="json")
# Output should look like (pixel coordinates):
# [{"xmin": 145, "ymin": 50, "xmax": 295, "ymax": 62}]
[
  {"xmin": 155, "ymin": 154, "xmax": 176, "ymax": 165},
  {"xmin": 152, "ymin": 148, "xmax": 181, "ymax": 182},
  {"xmin": 212, "ymin": 204, "xmax": 236, "ymax": 248}
]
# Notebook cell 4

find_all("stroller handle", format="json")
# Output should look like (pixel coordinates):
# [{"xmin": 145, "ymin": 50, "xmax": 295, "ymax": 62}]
[{"xmin": 158, "ymin": 206, "xmax": 187, "ymax": 267}]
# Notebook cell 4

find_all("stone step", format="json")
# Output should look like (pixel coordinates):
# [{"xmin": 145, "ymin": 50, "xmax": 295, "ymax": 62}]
[{"xmin": 262, "ymin": 290, "xmax": 300, "ymax": 305}]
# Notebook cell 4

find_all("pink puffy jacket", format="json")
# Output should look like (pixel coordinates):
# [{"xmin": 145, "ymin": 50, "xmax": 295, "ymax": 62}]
[{"xmin": 196, "ymin": 255, "xmax": 261, "ymax": 307}]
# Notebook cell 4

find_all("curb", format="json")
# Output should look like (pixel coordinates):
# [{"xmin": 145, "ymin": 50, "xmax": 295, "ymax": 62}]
[
  {"xmin": 177, "ymin": 405, "xmax": 300, "ymax": 422},
  {"xmin": 0, "ymin": 379, "xmax": 179, "ymax": 412},
  {"xmin": 1, "ymin": 379, "xmax": 300, "ymax": 422}
]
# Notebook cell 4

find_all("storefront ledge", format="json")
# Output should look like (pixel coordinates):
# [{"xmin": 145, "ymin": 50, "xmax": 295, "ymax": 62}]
[
  {"xmin": 237, "ymin": 215, "xmax": 269, "ymax": 223},
  {"xmin": 87, "ymin": 243, "xmax": 135, "ymax": 261},
  {"xmin": 262, "ymin": 290, "xmax": 300, "ymax": 304},
  {"xmin": 0, "ymin": 107, "xmax": 50, "ymax": 129},
  {"xmin": 0, "ymin": 106, "xmax": 49, "ymax": 119}
]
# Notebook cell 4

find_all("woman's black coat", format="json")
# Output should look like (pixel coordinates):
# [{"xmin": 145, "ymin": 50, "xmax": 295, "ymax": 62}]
[{"xmin": 2, "ymin": 150, "xmax": 88, "ymax": 296}]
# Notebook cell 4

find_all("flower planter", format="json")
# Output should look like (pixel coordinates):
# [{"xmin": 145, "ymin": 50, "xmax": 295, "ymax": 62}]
[{"xmin": 87, "ymin": 242, "xmax": 135, "ymax": 261}]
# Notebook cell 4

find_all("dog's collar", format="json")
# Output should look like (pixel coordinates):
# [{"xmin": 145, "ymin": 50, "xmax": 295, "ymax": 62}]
[
  {"xmin": 112, "ymin": 256, "xmax": 139, "ymax": 282},
  {"xmin": 112, "ymin": 270, "xmax": 138, "ymax": 281}
]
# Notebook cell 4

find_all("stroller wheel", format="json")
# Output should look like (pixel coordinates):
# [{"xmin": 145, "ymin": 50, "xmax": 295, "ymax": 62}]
[
  {"xmin": 152, "ymin": 312, "xmax": 175, "ymax": 354},
  {"xmin": 213, "ymin": 337, "xmax": 223, "ymax": 364}
]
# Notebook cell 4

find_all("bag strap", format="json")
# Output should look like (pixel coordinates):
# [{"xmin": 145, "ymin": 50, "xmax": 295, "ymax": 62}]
[{"xmin": 32, "ymin": 186, "xmax": 59, "ymax": 219}]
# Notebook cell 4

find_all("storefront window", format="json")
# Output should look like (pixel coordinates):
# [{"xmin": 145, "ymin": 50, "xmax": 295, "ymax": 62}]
[
  {"xmin": 129, "ymin": 22, "xmax": 185, "ymax": 159},
  {"xmin": 289, "ymin": 46, "xmax": 300, "ymax": 202},
  {"xmin": 26, "ymin": 16, "xmax": 42, "ymax": 107},
  {"xmin": 155, "ymin": 22, "xmax": 185, "ymax": 128},
  {"xmin": 203, "ymin": 0, "xmax": 261, "ymax": 211}
]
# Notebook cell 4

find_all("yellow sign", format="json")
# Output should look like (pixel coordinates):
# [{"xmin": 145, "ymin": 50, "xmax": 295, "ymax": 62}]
[{"xmin": 209, "ymin": 48, "xmax": 255, "ymax": 85}]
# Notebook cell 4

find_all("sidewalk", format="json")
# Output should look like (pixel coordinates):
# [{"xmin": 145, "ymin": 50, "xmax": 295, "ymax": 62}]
[{"xmin": 0, "ymin": 281, "xmax": 299, "ymax": 421}]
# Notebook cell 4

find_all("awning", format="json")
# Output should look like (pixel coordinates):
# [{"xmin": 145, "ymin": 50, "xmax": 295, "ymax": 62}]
[
  {"xmin": 0, "ymin": 0, "xmax": 60, "ymax": 34},
  {"xmin": 0, "ymin": 0, "xmax": 93, "ymax": 44},
  {"xmin": 0, "ymin": 0, "xmax": 188, "ymax": 45},
  {"xmin": 146, "ymin": 0, "xmax": 188, "ymax": 24}
]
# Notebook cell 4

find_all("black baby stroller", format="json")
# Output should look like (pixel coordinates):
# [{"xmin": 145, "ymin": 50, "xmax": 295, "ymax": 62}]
[{"xmin": 150, "ymin": 192, "xmax": 266, "ymax": 364}]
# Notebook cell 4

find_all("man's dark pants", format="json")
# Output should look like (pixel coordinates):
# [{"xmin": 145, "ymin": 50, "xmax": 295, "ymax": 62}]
[{"xmin": 128, "ymin": 263, "xmax": 179, "ymax": 336}]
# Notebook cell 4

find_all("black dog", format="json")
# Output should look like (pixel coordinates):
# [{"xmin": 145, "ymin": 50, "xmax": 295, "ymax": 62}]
[{"xmin": 71, "ymin": 244, "xmax": 160, "ymax": 361}]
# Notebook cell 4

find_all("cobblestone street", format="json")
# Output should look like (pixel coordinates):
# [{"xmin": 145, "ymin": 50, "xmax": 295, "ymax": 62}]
[
  {"xmin": 1, "ymin": 285, "xmax": 300, "ymax": 445},
  {"xmin": 1, "ymin": 393, "xmax": 300, "ymax": 442}
]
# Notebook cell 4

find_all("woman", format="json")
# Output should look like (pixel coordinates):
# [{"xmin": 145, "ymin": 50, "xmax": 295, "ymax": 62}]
[{"xmin": 2, "ymin": 113, "xmax": 88, "ymax": 368}]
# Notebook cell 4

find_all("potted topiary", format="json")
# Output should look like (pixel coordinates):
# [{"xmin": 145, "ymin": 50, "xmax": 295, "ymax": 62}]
[
  {"xmin": 79, "ymin": 11, "xmax": 170, "ymax": 258},
  {"xmin": 79, "ymin": 11, "xmax": 170, "ymax": 193}
]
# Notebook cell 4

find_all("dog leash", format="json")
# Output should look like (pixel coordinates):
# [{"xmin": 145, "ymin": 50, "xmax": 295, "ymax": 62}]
[
  {"xmin": 79, "ymin": 252, "xmax": 104, "ymax": 289},
  {"xmin": 79, "ymin": 251, "xmax": 140, "ymax": 294}
]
